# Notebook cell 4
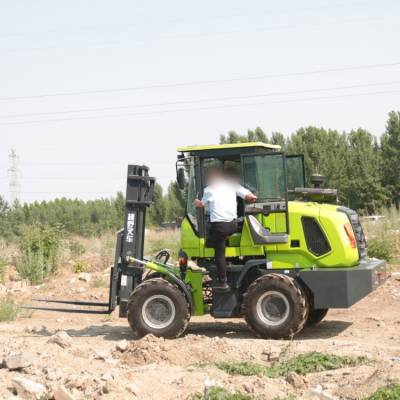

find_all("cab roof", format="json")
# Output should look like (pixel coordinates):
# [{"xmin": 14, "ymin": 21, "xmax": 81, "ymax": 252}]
[{"xmin": 177, "ymin": 142, "xmax": 281, "ymax": 153}]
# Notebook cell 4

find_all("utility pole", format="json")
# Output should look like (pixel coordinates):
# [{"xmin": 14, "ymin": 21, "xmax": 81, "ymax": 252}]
[{"xmin": 8, "ymin": 149, "xmax": 21, "ymax": 204}]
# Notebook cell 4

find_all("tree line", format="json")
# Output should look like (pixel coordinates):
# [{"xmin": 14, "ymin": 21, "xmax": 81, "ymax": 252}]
[
  {"xmin": 221, "ymin": 111, "xmax": 400, "ymax": 214},
  {"xmin": 0, "ymin": 111, "xmax": 399, "ymax": 238}
]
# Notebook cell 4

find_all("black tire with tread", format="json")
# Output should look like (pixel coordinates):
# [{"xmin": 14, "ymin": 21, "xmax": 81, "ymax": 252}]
[
  {"xmin": 306, "ymin": 308, "xmax": 328, "ymax": 326},
  {"xmin": 127, "ymin": 278, "xmax": 190, "ymax": 339},
  {"xmin": 243, "ymin": 273, "xmax": 309, "ymax": 339}
]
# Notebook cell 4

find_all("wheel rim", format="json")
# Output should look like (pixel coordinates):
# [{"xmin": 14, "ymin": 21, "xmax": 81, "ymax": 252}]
[
  {"xmin": 142, "ymin": 294, "xmax": 176, "ymax": 329},
  {"xmin": 256, "ymin": 290, "xmax": 290, "ymax": 326}
]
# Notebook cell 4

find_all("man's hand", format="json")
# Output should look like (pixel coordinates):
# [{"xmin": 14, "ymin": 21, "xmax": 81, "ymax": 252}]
[
  {"xmin": 194, "ymin": 199, "xmax": 204, "ymax": 208},
  {"xmin": 245, "ymin": 193, "xmax": 257, "ymax": 203}
]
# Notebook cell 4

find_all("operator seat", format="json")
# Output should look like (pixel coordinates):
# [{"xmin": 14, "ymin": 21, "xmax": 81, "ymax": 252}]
[{"xmin": 246, "ymin": 215, "xmax": 288, "ymax": 244}]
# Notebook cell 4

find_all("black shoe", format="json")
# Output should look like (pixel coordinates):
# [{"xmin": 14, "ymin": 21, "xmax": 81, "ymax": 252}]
[{"xmin": 212, "ymin": 281, "xmax": 230, "ymax": 291}]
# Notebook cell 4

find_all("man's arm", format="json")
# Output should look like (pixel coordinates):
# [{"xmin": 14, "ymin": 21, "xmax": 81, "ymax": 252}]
[
  {"xmin": 194, "ymin": 198, "xmax": 203, "ymax": 208},
  {"xmin": 236, "ymin": 184, "xmax": 257, "ymax": 203},
  {"xmin": 194, "ymin": 188, "xmax": 211, "ymax": 208}
]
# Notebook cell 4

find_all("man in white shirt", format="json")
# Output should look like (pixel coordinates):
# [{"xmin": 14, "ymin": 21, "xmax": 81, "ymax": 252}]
[{"xmin": 194, "ymin": 167, "xmax": 257, "ymax": 289}]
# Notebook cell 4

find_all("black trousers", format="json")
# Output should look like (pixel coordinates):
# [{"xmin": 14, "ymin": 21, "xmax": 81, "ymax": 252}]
[{"xmin": 210, "ymin": 221, "xmax": 237, "ymax": 283}]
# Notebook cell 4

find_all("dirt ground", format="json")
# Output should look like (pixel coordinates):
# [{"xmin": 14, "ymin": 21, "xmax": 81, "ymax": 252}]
[{"xmin": 1, "ymin": 266, "xmax": 400, "ymax": 400}]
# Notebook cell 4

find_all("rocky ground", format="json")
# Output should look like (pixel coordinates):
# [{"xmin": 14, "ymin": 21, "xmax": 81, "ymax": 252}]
[{"xmin": 1, "ymin": 266, "xmax": 400, "ymax": 400}]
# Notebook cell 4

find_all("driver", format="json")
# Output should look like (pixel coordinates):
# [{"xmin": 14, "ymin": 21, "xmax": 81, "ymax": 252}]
[{"xmin": 194, "ymin": 167, "xmax": 257, "ymax": 290}]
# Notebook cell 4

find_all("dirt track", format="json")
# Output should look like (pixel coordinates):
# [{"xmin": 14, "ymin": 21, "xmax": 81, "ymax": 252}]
[{"xmin": 1, "ymin": 268, "xmax": 400, "ymax": 400}]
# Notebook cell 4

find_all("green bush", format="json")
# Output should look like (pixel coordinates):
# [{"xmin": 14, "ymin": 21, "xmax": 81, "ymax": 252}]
[
  {"xmin": 367, "ymin": 384, "xmax": 400, "ymax": 400},
  {"xmin": 0, "ymin": 296, "xmax": 20, "ymax": 322},
  {"xmin": 367, "ymin": 237, "xmax": 395, "ymax": 262},
  {"xmin": 68, "ymin": 239, "xmax": 86, "ymax": 257},
  {"xmin": 16, "ymin": 224, "xmax": 62, "ymax": 284}
]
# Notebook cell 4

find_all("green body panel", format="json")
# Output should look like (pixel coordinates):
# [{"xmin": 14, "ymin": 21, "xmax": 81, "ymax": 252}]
[
  {"xmin": 268, "ymin": 201, "xmax": 358, "ymax": 269},
  {"xmin": 180, "ymin": 217, "xmax": 200, "ymax": 258},
  {"xmin": 180, "ymin": 201, "xmax": 359, "ymax": 270},
  {"xmin": 184, "ymin": 269, "xmax": 207, "ymax": 315}
]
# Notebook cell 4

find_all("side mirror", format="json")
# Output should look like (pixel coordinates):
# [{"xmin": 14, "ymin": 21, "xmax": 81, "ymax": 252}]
[{"xmin": 177, "ymin": 167, "xmax": 186, "ymax": 190}]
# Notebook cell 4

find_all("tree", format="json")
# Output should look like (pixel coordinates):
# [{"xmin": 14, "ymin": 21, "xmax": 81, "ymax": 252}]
[
  {"xmin": 342, "ymin": 129, "xmax": 387, "ymax": 213},
  {"xmin": 148, "ymin": 183, "xmax": 166, "ymax": 226},
  {"xmin": 166, "ymin": 182, "xmax": 185, "ymax": 221},
  {"xmin": 381, "ymin": 111, "xmax": 400, "ymax": 208}
]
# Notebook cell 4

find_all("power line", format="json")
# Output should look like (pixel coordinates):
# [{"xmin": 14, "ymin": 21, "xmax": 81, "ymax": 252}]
[
  {"xmin": 1, "ymin": 14, "xmax": 398, "ymax": 54},
  {"xmin": 0, "ymin": 0, "xmax": 384, "ymax": 39},
  {"xmin": 1, "ymin": 88, "xmax": 400, "ymax": 126},
  {"xmin": 1, "ymin": 80, "xmax": 399, "ymax": 119},
  {"xmin": 0, "ymin": 15, "xmax": 399, "ymax": 53},
  {"xmin": 1, "ymin": 61, "xmax": 400, "ymax": 102}
]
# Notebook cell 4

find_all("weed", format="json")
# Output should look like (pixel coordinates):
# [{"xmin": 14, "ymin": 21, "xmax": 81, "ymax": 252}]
[
  {"xmin": 91, "ymin": 276, "xmax": 108, "ymax": 288},
  {"xmin": 145, "ymin": 229, "xmax": 180, "ymax": 260},
  {"xmin": 192, "ymin": 387, "xmax": 254, "ymax": 400},
  {"xmin": 73, "ymin": 261, "xmax": 89, "ymax": 273},
  {"xmin": 366, "ymin": 384, "xmax": 400, "ymax": 400},
  {"xmin": 0, "ymin": 257, "xmax": 5, "ymax": 283},
  {"xmin": 0, "ymin": 296, "xmax": 20, "ymax": 322},
  {"xmin": 16, "ymin": 224, "xmax": 62, "ymax": 284},
  {"xmin": 214, "ymin": 352, "xmax": 368, "ymax": 378},
  {"xmin": 68, "ymin": 239, "xmax": 86, "ymax": 257},
  {"xmin": 367, "ymin": 237, "xmax": 394, "ymax": 262}
]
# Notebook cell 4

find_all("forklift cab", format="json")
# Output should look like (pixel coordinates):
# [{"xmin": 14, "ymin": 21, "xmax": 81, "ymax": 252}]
[{"xmin": 177, "ymin": 143, "xmax": 306, "ymax": 260}]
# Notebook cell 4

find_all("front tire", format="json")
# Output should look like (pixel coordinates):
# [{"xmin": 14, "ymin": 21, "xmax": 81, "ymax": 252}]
[
  {"xmin": 127, "ymin": 278, "xmax": 190, "ymax": 339},
  {"xmin": 243, "ymin": 273, "xmax": 309, "ymax": 339},
  {"xmin": 306, "ymin": 308, "xmax": 328, "ymax": 326}
]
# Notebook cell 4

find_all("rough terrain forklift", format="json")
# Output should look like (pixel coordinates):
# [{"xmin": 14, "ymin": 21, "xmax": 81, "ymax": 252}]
[{"xmin": 31, "ymin": 143, "xmax": 387, "ymax": 339}]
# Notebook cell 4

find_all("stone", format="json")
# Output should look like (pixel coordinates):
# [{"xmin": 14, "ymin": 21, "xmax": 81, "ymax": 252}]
[
  {"xmin": 126, "ymin": 382, "xmax": 139, "ymax": 395},
  {"xmin": 204, "ymin": 378, "xmax": 222, "ymax": 393},
  {"xmin": 3, "ymin": 352, "xmax": 33, "ymax": 370},
  {"xmin": 102, "ymin": 383, "xmax": 111, "ymax": 394},
  {"xmin": 78, "ymin": 272, "xmax": 91, "ymax": 282},
  {"xmin": 116, "ymin": 339, "xmax": 128, "ymax": 352},
  {"xmin": 287, "ymin": 371, "xmax": 308, "ymax": 389},
  {"xmin": 54, "ymin": 386, "xmax": 75, "ymax": 400},
  {"xmin": 12, "ymin": 376, "xmax": 46, "ymax": 400},
  {"xmin": 48, "ymin": 331, "xmax": 72, "ymax": 348},
  {"xmin": 306, "ymin": 387, "xmax": 336, "ymax": 400},
  {"xmin": 262, "ymin": 345, "xmax": 281, "ymax": 361},
  {"xmin": 94, "ymin": 350, "xmax": 109, "ymax": 360}
]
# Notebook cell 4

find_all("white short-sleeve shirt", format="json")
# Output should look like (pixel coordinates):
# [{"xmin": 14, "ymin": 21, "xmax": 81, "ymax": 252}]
[{"xmin": 201, "ymin": 179, "xmax": 250, "ymax": 222}]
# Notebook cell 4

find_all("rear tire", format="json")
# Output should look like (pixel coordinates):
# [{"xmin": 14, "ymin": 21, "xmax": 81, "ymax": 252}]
[
  {"xmin": 243, "ymin": 273, "xmax": 309, "ymax": 339},
  {"xmin": 306, "ymin": 308, "xmax": 328, "ymax": 326},
  {"xmin": 127, "ymin": 278, "xmax": 190, "ymax": 339}
]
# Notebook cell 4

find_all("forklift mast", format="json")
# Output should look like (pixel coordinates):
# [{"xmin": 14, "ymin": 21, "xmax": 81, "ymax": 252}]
[
  {"xmin": 27, "ymin": 165, "xmax": 156, "ymax": 316},
  {"xmin": 110, "ymin": 165, "xmax": 155, "ymax": 317}
]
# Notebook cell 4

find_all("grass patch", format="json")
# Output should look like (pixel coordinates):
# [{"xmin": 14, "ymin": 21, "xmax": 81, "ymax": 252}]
[
  {"xmin": 367, "ymin": 384, "xmax": 400, "ymax": 400},
  {"xmin": 192, "ymin": 387, "xmax": 254, "ymax": 400},
  {"xmin": 0, "ymin": 296, "xmax": 20, "ymax": 322},
  {"xmin": 91, "ymin": 276, "xmax": 108, "ymax": 288},
  {"xmin": 145, "ymin": 229, "xmax": 180, "ymax": 260},
  {"xmin": 213, "ymin": 352, "xmax": 368, "ymax": 378}
]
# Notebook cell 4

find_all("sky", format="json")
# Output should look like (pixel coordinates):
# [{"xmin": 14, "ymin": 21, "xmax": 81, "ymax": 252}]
[{"xmin": 1, "ymin": 0, "xmax": 400, "ymax": 203}]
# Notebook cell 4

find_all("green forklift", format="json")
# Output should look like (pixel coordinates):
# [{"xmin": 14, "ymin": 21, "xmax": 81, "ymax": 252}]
[{"xmin": 30, "ymin": 142, "xmax": 387, "ymax": 339}]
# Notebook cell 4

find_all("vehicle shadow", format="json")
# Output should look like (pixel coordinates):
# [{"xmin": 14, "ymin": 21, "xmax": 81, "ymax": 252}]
[{"xmin": 53, "ymin": 319, "xmax": 352, "ymax": 342}]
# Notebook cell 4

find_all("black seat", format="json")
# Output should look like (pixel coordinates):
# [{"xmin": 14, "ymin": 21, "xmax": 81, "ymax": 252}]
[{"xmin": 246, "ymin": 215, "xmax": 288, "ymax": 244}]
